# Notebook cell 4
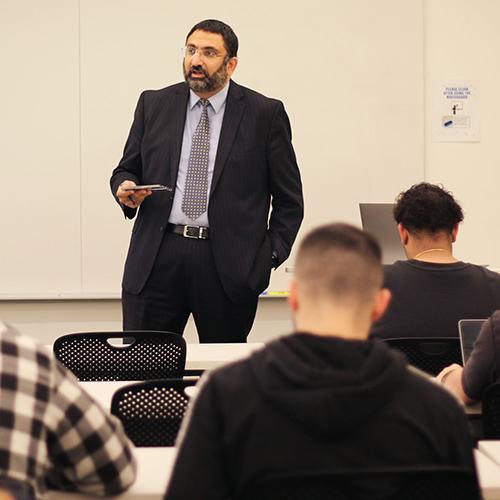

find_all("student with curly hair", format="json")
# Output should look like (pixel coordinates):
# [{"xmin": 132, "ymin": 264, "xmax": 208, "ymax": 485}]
[{"xmin": 370, "ymin": 182, "xmax": 500, "ymax": 339}]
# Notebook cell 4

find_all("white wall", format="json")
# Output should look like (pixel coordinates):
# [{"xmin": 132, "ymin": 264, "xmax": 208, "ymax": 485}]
[
  {"xmin": 424, "ymin": 0, "xmax": 500, "ymax": 267},
  {"xmin": 1, "ymin": 0, "xmax": 423, "ymax": 298},
  {"xmin": 0, "ymin": 298, "xmax": 292, "ymax": 345},
  {"xmin": 2, "ymin": 0, "xmax": 500, "ymax": 341}
]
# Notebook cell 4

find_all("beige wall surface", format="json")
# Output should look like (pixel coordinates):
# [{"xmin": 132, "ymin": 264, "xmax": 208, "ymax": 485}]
[
  {"xmin": 2, "ymin": 0, "xmax": 499, "ymax": 339},
  {"xmin": 2, "ymin": 0, "xmax": 423, "ymax": 299},
  {"xmin": 1, "ymin": 1, "xmax": 81, "ymax": 295},
  {"xmin": 424, "ymin": 0, "xmax": 500, "ymax": 267},
  {"xmin": 0, "ymin": 298, "xmax": 292, "ymax": 344}
]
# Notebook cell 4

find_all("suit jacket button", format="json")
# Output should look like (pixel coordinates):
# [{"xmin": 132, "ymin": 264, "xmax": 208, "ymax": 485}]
[{"xmin": 160, "ymin": 226, "xmax": 164, "ymax": 232}]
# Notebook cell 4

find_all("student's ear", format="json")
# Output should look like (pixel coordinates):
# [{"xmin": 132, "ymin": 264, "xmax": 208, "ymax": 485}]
[
  {"xmin": 371, "ymin": 288, "xmax": 391, "ymax": 323},
  {"xmin": 397, "ymin": 223, "xmax": 409, "ymax": 245},
  {"xmin": 288, "ymin": 280, "xmax": 299, "ymax": 313},
  {"xmin": 451, "ymin": 224, "xmax": 459, "ymax": 243}
]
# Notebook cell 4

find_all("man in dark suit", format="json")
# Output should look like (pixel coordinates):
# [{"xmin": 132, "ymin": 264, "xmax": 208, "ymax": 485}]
[{"xmin": 110, "ymin": 19, "xmax": 303, "ymax": 343}]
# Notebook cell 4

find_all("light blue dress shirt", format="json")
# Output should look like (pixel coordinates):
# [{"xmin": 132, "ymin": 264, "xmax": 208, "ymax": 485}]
[{"xmin": 168, "ymin": 83, "xmax": 229, "ymax": 227}]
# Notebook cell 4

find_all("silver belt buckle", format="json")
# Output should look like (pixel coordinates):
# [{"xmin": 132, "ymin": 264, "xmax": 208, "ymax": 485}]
[{"xmin": 183, "ymin": 225, "xmax": 198, "ymax": 239}]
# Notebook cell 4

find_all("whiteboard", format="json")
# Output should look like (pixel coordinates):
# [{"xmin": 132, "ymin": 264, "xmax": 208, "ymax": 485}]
[{"xmin": 0, "ymin": 0, "xmax": 423, "ymax": 298}]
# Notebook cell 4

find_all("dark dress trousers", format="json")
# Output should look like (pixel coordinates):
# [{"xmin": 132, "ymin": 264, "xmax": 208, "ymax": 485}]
[{"xmin": 110, "ymin": 80, "xmax": 303, "ymax": 341}]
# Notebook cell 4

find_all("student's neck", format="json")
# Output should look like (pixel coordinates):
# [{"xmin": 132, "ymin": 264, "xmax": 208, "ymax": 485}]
[
  {"xmin": 408, "ymin": 241, "xmax": 457, "ymax": 263},
  {"xmin": 294, "ymin": 309, "xmax": 370, "ymax": 341}
]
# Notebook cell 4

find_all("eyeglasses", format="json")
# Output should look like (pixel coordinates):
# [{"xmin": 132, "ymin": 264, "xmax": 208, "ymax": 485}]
[{"xmin": 182, "ymin": 45, "xmax": 226, "ymax": 60}]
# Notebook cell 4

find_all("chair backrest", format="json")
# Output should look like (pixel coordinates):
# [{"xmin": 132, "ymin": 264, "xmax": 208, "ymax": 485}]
[
  {"xmin": 482, "ymin": 382, "xmax": 500, "ymax": 438},
  {"xmin": 238, "ymin": 466, "xmax": 480, "ymax": 500},
  {"xmin": 381, "ymin": 337, "xmax": 462, "ymax": 376},
  {"xmin": 53, "ymin": 331, "xmax": 186, "ymax": 381},
  {"xmin": 110, "ymin": 378, "xmax": 197, "ymax": 447}
]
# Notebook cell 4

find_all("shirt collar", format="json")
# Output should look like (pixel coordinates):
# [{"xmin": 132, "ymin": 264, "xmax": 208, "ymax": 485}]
[{"xmin": 189, "ymin": 81, "xmax": 230, "ymax": 114}]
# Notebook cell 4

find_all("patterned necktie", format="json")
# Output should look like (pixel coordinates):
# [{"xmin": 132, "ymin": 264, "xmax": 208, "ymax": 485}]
[{"xmin": 182, "ymin": 99, "xmax": 210, "ymax": 221}]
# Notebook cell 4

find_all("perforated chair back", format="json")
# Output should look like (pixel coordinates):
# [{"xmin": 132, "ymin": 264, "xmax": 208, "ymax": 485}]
[
  {"xmin": 53, "ymin": 331, "xmax": 186, "ymax": 381},
  {"xmin": 238, "ymin": 466, "xmax": 480, "ymax": 500},
  {"xmin": 111, "ymin": 378, "xmax": 196, "ymax": 447},
  {"xmin": 381, "ymin": 337, "xmax": 462, "ymax": 376},
  {"xmin": 482, "ymin": 382, "xmax": 500, "ymax": 438}
]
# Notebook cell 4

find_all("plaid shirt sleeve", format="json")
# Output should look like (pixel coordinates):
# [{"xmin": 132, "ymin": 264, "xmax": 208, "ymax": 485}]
[
  {"xmin": 0, "ymin": 324, "xmax": 136, "ymax": 497},
  {"xmin": 44, "ymin": 363, "xmax": 137, "ymax": 495}
]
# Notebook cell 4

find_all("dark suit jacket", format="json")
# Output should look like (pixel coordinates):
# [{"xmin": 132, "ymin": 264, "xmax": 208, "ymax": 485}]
[{"xmin": 110, "ymin": 80, "xmax": 303, "ymax": 303}]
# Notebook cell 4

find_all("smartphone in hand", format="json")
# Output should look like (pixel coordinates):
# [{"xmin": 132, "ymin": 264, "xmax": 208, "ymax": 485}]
[{"xmin": 125, "ymin": 184, "xmax": 171, "ymax": 191}]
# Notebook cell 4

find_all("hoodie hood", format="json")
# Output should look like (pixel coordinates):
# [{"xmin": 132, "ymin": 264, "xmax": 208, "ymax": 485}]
[{"xmin": 249, "ymin": 333, "xmax": 407, "ymax": 437}]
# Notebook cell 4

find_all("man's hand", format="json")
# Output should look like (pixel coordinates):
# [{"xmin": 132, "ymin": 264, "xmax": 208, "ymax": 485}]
[
  {"xmin": 435, "ymin": 363, "xmax": 473, "ymax": 404},
  {"xmin": 116, "ymin": 180, "xmax": 152, "ymax": 209},
  {"xmin": 436, "ymin": 363, "xmax": 462, "ymax": 384}
]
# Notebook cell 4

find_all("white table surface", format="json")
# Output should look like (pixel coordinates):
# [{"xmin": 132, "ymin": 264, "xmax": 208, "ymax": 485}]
[
  {"xmin": 185, "ymin": 342, "xmax": 263, "ymax": 370},
  {"xmin": 47, "ymin": 447, "xmax": 177, "ymax": 500},
  {"xmin": 45, "ymin": 447, "xmax": 500, "ymax": 500},
  {"xmin": 475, "ymin": 447, "xmax": 500, "ymax": 499},
  {"xmin": 77, "ymin": 343, "xmax": 263, "ymax": 410},
  {"xmin": 478, "ymin": 441, "xmax": 500, "ymax": 465}
]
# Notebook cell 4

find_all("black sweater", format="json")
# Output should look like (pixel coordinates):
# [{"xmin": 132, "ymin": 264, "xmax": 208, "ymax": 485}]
[
  {"xmin": 165, "ymin": 334, "xmax": 474, "ymax": 500},
  {"xmin": 371, "ymin": 260, "xmax": 500, "ymax": 339}
]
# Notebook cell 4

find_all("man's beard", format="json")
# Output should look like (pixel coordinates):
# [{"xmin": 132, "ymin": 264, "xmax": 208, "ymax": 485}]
[{"xmin": 183, "ymin": 60, "xmax": 228, "ymax": 93}]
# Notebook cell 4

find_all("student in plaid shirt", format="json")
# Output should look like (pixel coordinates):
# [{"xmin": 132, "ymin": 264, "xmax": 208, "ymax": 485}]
[{"xmin": 0, "ymin": 322, "xmax": 136, "ymax": 497}]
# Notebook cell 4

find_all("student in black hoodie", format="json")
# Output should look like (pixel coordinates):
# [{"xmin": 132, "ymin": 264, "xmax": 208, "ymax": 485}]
[{"xmin": 164, "ymin": 223, "xmax": 475, "ymax": 500}]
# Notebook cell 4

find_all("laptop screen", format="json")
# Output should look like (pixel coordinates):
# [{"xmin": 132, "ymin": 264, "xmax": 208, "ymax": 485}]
[
  {"xmin": 458, "ymin": 319, "xmax": 486, "ymax": 364},
  {"xmin": 359, "ymin": 203, "xmax": 406, "ymax": 264}
]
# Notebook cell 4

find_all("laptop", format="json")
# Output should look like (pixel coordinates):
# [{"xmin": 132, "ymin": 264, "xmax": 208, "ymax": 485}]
[
  {"xmin": 359, "ymin": 203, "xmax": 406, "ymax": 264},
  {"xmin": 458, "ymin": 319, "xmax": 486, "ymax": 364}
]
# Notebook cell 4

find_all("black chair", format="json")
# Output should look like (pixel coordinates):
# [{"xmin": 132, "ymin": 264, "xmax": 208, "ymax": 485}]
[
  {"xmin": 381, "ymin": 337, "xmax": 462, "ymax": 376},
  {"xmin": 53, "ymin": 331, "xmax": 186, "ymax": 381},
  {"xmin": 111, "ymin": 378, "xmax": 197, "ymax": 447},
  {"xmin": 238, "ymin": 466, "xmax": 480, "ymax": 500},
  {"xmin": 482, "ymin": 381, "xmax": 500, "ymax": 438}
]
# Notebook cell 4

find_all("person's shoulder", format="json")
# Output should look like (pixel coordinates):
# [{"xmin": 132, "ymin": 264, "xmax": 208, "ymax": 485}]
[
  {"xmin": 384, "ymin": 260, "xmax": 410, "ymax": 273},
  {"xmin": 490, "ymin": 309, "xmax": 500, "ymax": 322},
  {"xmin": 230, "ymin": 80, "xmax": 283, "ymax": 108},
  {"xmin": 204, "ymin": 355, "xmax": 255, "ymax": 392},
  {"xmin": 483, "ymin": 309, "xmax": 500, "ymax": 335},
  {"xmin": 382, "ymin": 260, "xmax": 410, "ymax": 284},
  {"xmin": 405, "ymin": 366, "xmax": 466, "ymax": 414},
  {"xmin": 0, "ymin": 322, "xmax": 52, "ymax": 366},
  {"xmin": 471, "ymin": 263, "xmax": 500, "ymax": 281},
  {"xmin": 140, "ymin": 82, "xmax": 187, "ymax": 102}
]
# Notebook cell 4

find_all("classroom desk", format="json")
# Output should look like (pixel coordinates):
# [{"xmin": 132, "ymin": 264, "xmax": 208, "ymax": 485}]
[
  {"xmin": 77, "ymin": 343, "xmax": 263, "ymax": 409},
  {"xmin": 45, "ymin": 448, "xmax": 500, "ymax": 500},
  {"xmin": 475, "ymin": 447, "xmax": 500, "ymax": 499},
  {"xmin": 478, "ymin": 440, "xmax": 500, "ymax": 466},
  {"xmin": 185, "ymin": 342, "xmax": 263, "ymax": 370},
  {"xmin": 466, "ymin": 402, "xmax": 482, "ymax": 415},
  {"xmin": 47, "ymin": 447, "xmax": 177, "ymax": 500}
]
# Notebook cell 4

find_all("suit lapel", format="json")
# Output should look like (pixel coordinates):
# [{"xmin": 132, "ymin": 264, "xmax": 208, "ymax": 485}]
[
  {"xmin": 210, "ymin": 80, "xmax": 245, "ymax": 196},
  {"xmin": 168, "ymin": 84, "xmax": 189, "ymax": 189}
]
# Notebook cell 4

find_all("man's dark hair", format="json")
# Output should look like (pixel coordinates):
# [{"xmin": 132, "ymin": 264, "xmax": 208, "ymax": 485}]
[
  {"xmin": 295, "ymin": 223, "xmax": 383, "ymax": 303},
  {"xmin": 186, "ymin": 19, "xmax": 238, "ymax": 58},
  {"xmin": 393, "ymin": 182, "xmax": 464, "ymax": 234}
]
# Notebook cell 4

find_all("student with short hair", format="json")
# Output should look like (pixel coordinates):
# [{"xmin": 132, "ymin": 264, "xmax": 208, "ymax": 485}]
[
  {"xmin": 0, "ymin": 323, "xmax": 136, "ymax": 497},
  {"xmin": 164, "ymin": 223, "xmax": 474, "ymax": 500},
  {"xmin": 370, "ymin": 182, "xmax": 500, "ymax": 339}
]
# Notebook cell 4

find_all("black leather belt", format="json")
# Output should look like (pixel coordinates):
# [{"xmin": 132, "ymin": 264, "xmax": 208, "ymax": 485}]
[{"xmin": 167, "ymin": 223, "xmax": 209, "ymax": 240}]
